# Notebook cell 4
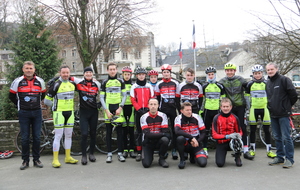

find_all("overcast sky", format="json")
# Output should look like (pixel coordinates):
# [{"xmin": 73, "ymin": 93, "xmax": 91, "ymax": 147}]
[
  {"xmin": 41, "ymin": 0, "xmax": 294, "ymax": 49},
  {"xmin": 149, "ymin": 0, "xmax": 281, "ymax": 48}
]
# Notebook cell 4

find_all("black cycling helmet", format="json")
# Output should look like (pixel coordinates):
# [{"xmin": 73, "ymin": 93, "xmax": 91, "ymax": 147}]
[
  {"xmin": 205, "ymin": 66, "xmax": 216, "ymax": 74},
  {"xmin": 135, "ymin": 67, "xmax": 147, "ymax": 74}
]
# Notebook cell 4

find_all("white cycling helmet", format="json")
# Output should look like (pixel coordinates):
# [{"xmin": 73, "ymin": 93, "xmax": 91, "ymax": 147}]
[
  {"xmin": 229, "ymin": 138, "xmax": 243, "ymax": 153},
  {"xmin": 252, "ymin": 64, "xmax": 263, "ymax": 73}
]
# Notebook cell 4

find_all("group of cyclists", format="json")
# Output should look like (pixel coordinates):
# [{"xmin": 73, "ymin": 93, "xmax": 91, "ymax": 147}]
[{"xmin": 10, "ymin": 60, "xmax": 297, "ymax": 170}]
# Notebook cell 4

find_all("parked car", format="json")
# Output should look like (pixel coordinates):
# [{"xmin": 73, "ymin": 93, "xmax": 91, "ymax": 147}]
[{"xmin": 292, "ymin": 81, "xmax": 300, "ymax": 89}]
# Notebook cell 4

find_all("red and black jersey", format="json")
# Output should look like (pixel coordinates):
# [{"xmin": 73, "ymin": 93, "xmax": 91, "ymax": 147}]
[
  {"xmin": 140, "ymin": 111, "xmax": 169, "ymax": 140},
  {"xmin": 73, "ymin": 77, "xmax": 101, "ymax": 109},
  {"xmin": 155, "ymin": 78, "xmax": 180, "ymax": 110},
  {"xmin": 177, "ymin": 81, "xmax": 203, "ymax": 111},
  {"xmin": 9, "ymin": 75, "xmax": 46, "ymax": 110},
  {"xmin": 130, "ymin": 83, "xmax": 154, "ymax": 111},
  {"xmin": 174, "ymin": 113, "xmax": 205, "ymax": 141},
  {"xmin": 212, "ymin": 112, "xmax": 243, "ymax": 144}
]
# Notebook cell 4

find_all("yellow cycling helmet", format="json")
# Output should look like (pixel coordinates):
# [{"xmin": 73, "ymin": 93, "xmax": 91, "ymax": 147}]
[{"xmin": 224, "ymin": 63, "xmax": 236, "ymax": 70}]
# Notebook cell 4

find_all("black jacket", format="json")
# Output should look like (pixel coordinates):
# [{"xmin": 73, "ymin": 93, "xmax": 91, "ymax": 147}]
[{"xmin": 266, "ymin": 72, "xmax": 298, "ymax": 117}]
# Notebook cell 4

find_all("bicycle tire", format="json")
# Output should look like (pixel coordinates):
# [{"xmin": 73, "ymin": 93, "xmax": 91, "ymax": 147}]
[
  {"xmin": 259, "ymin": 124, "xmax": 276, "ymax": 150},
  {"xmin": 15, "ymin": 129, "xmax": 46, "ymax": 155},
  {"xmin": 95, "ymin": 122, "xmax": 118, "ymax": 154},
  {"xmin": 61, "ymin": 122, "xmax": 83, "ymax": 156}
]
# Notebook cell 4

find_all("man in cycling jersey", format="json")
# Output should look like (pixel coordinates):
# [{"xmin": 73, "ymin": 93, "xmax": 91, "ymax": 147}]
[
  {"xmin": 219, "ymin": 63, "xmax": 254, "ymax": 160},
  {"xmin": 175, "ymin": 102, "xmax": 207, "ymax": 169},
  {"xmin": 9, "ymin": 61, "xmax": 46, "ymax": 170},
  {"xmin": 72, "ymin": 67, "xmax": 101, "ymax": 165},
  {"xmin": 245, "ymin": 65, "xmax": 276, "ymax": 158},
  {"xmin": 100, "ymin": 62, "xmax": 127, "ymax": 163},
  {"xmin": 121, "ymin": 66, "xmax": 137, "ymax": 159},
  {"xmin": 155, "ymin": 64, "xmax": 180, "ymax": 160},
  {"xmin": 177, "ymin": 68, "xmax": 203, "ymax": 114},
  {"xmin": 130, "ymin": 67, "xmax": 154, "ymax": 161},
  {"xmin": 201, "ymin": 66, "xmax": 225, "ymax": 156},
  {"xmin": 44, "ymin": 65, "xmax": 78, "ymax": 168},
  {"xmin": 212, "ymin": 98, "xmax": 243, "ymax": 167},
  {"xmin": 266, "ymin": 62, "xmax": 298, "ymax": 168},
  {"xmin": 140, "ymin": 98, "xmax": 170, "ymax": 168}
]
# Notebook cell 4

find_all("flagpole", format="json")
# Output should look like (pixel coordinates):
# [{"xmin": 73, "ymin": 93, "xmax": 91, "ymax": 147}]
[
  {"xmin": 192, "ymin": 20, "xmax": 197, "ymax": 75},
  {"xmin": 179, "ymin": 38, "xmax": 183, "ymax": 73}
]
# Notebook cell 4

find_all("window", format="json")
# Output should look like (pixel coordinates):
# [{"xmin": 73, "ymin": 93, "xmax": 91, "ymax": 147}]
[
  {"xmin": 72, "ymin": 49, "xmax": 76, "ymax": 57},
  {"xmin": 239, "ymin": 66, "xmax": 243, "ymax": 73},
  {"xmin": 122, "ymin": 52, "xmax": 128, "ymax": 60},
  {"xmin": 136, "ymin": 63, "xmax": 141, "ymax": 68},
  {"xmin": 135, "ymin": 51, "xmax": 141, "ymax": 59},
  {"xmin": 110, "ymin": 52, "xmax": 115, "ymax": 60},
  {"xmin": 62, "ymin": 50, "xmax": 66, "ymax": 58},
  {"xmin": 1, "ymin": 54, "xmax": 8, "ymax": 60},
  {"xmin": 72, "ymin": 62, "xmax": 76, "ymax": 71},
  {"xmin": 293, "ymin": 75, "xmax": 300, "ymax": 81}
]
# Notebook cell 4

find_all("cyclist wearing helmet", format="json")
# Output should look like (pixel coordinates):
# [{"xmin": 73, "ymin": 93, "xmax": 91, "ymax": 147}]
[
  {"xmin": 121, "ymin": 66, "xmax": 137, "ymax": 159},
  {"xmin": 155, "ymin": 64, "xmax": 180, "ymax": 160},
  {"xmin": 130, "ymin": 67, "xmax": 154, "ymax": 161},
  {"xmin": 212, "ymin": 98, "xmax": 243, "ymax": 167},
  {"xmin": 148, "ymin": 70, "xmax": 159, "ymax": 88},
  {"xmin": 245, "ymin": 64, "xmax": 275, "ymax": 158},
  {"xmin": 201, "ymin": 66, "xmax": 225, "ymax": 156},
  {"xmin": 177, "ymin": 68, "xmax": 203, "ymax": 114},
  {"xmin": 100, "ymin": 62, "xmax": 127, "ymax": 163},
  {"xmin": 140, "ymin": 98, "xmax": 170, "ymax": 168},
  {"xmin": 219, "ymin": 62, "xmax": 254, "ymax": 160},
  {"xmin": 175, "ymin": 102, "xmax": 207, "ymax": 169}
]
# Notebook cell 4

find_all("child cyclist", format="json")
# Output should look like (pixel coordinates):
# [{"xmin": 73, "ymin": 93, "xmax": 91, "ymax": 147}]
[
  {"xmin": 201, "ymin": 66, "xmax": 225, "ymax": 156},
  {"xmin": 148, "ymin": 70, "xmax": 159, "ymax": 90},
  {"xmin": 245, "ymin": 65, "xmax": 276, "ymax": 158},
  {"xmin": 121, "ymin": 66, "xmax": 137, "ymax": 159},
  {"xmin": 130, "ymin": 67, "xmax": 154, "ymax": 161}
]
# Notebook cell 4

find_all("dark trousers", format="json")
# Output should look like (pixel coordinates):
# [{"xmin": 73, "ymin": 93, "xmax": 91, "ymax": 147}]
[
  {"xmin": 177, "ymin": 136, "xmax": 207, "ymax": 167},
  {"xmin": 142, "ymin": 137, "xmax": 169, "ymax": 168},
  {"xmin": 18, "ymin": 109, "xmax": 42, "ymax": 162},
  {"xmin": 80, "ymin": 108, "xmax": 98, "ymax": 156},
  {"xmin": 232, "ymin": 106, "xmax": 247, "ymax": 146}
]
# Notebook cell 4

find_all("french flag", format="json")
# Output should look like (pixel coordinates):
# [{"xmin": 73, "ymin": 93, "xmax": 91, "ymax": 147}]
[
  {"xmin": 179, "ymin": 41, "xmax": 182, "ymax": 59},
  {"xmin": 192, "ymin": 23, "xmax": 196, "ymax": 49}
]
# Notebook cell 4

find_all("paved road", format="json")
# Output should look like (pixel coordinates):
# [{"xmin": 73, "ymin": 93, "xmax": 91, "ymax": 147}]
[{"xmin": 0, "ymin": 147, "xmax": 299, "ymax": 190}]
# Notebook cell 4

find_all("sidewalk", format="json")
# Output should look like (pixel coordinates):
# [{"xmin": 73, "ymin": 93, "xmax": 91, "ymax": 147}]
[{"xmin": 1, "ymin": 147, "xmax": 298, "ymax": 190}]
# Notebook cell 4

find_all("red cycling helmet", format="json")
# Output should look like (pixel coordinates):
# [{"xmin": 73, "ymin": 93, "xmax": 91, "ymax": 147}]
[
  {"xmin": 161, "ymin": 64, "xmax": 172, "ymax": 71},
  {"xmin": 148, "ymin": 70, "xmax": 158, "ymax": 76},
  {"xmin": 122, "ymin": 66, "xmax": 132, "ymax": 73}
]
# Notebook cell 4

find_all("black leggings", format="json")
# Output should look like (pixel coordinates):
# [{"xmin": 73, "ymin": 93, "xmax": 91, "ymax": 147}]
[
  {"xmin": 161, "ymin": 108, "xmax": 177, "ymax": 149},
  {"xmin": 215, "ymin": 142, "xmax": 237, "ymax": 167},
  {"xmin": 232, "ymin": 106, "xmax": 247, "ymax": 146},
  {"xmin": 80, "ymin": 108, "xmax": 98, "ymax": 156},
  {"xmin": 142, "ymin": 137, "xmax": 169, "ymax": 168},
  {"xmin": 202, "ymin": 109, "xmax": 219, "ymax": 148},
  {"xmin": 250, "ymin": 109, "xmax": 271, "ymax": 144},
  {"xmin": 123, "ymin": 105, "xmax": 135, "ymax": 150},
  {"xmin": 176, "ymin": 136, "xmax": 207, "ymax": 167}
]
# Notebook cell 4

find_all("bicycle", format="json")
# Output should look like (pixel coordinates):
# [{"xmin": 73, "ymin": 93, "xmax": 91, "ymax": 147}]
[
  {"xmin": 15, "ymin": 116, "xmax": 83, "ymax": 156},
  {"xmin": 259, "ymin": 113, "xmax": 300, "ymax": 149}
]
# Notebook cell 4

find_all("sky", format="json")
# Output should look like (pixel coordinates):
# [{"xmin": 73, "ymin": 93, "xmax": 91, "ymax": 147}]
[
  {"xmin": 148, "ymin": 0, "xmax": 289, "ymax": 48},
  {"xmin": 40, "ymin": 0, "xmax": 294, "ymax": 49}
]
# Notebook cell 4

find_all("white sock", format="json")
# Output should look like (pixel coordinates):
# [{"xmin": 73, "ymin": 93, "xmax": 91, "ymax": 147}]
[
  {"xmin": 250, "ymin": 143, "xmax": 256, "ymax": 151},
  {"xmin": 266, "ymin": 144, "xmax": 271, "ymax": 152},
  {"xmin": 243, "ymin": 146, "xmax": 249, "ymax": 153}
]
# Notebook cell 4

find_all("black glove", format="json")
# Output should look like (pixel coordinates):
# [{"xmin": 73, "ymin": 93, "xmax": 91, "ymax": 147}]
[
  {"xmin": 97, "ymin": 102, "xmax": 102, "ymax": 109},
  {"xmin": 143, "ymin": 107, "xmax": 149, "ymax": 114},
  {"xmin": 138, "ymin": 108, "xmax": 145, "ymax": 115}
]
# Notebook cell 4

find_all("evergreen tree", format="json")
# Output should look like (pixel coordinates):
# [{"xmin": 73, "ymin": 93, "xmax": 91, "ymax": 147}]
[{"xmin": 0, "ymin": 7, "xmax": 62, "ymax": 120}]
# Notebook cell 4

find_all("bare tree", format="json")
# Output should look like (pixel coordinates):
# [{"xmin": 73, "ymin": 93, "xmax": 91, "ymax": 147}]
[
  {"xmin": 54, "ymin": 0, "xmax": 155, "ymax": 73},
  {"xmin": 250, "ymin": 0, "xmax": 300, "ymax": 75}
]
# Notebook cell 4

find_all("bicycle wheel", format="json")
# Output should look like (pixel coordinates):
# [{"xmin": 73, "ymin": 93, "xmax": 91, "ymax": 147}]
[
  {"xmin": 15, "ymin": 129, "xmax": 46, "ymax": 155},
  {"xmin": 95, "ymin": 122, "xmax": 118, "ymax": 154},
  {"xmin": 61, "ymin": 122, "xmax": 83, "ymax": 156},
  {"xmin": 259, "ymin": 124, "xmax": 276, "ymax": 150}
]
